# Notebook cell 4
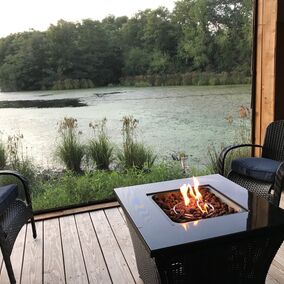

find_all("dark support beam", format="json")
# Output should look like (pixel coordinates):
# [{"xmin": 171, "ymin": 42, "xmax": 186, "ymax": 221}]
[{"xmin": 274, "ymin": 1, "xmax": 284, "ymax": 120}]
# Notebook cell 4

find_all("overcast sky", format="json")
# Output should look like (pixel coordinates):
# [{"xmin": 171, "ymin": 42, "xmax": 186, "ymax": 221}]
[{"xmin": 0, "ymin": 0, "xmax": 176, "ymax": 38}]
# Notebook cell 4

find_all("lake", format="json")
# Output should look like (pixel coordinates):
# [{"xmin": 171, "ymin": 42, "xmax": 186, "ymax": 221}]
[{"xmin": 0, "ymin": 85, "xmax": 251, "ymax": 168}]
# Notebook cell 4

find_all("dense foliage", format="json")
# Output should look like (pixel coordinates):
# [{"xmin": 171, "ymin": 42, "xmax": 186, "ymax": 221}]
[
  {"xmin": 32, "ymin": 164, "xmax": 186, "ymax": 210},
  {"xmin": 0, "ymin": 0, "xmax": 252, "ymax": 91}
]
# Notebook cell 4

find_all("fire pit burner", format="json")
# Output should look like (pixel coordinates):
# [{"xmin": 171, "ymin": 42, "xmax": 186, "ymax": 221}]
[{"xmin": 152, "ymin": 185, "xmax": 237, "ymax": 223}]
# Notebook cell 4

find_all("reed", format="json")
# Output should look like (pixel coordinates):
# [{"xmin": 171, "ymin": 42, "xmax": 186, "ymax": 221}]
[
  {"xmin": 56, "ymin": 117, "xmax": 85, "ymax": 174},
  {"xmin": 118, "ymin": 116, "xmax": 157, "ymax": 170},
  {"xmin": 88, "ymin": 118, "xmax": 113, "ymax": 170}
]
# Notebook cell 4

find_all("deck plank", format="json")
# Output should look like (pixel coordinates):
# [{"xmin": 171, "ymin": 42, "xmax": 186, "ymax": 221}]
[
  {"xmin": 21, "ymin": 222, "xmax": 43, "ymax": 284},
  {"xmin": 44, "ymin": 218, "xmax": 65, "ymax": 284},
  {"xmin": 105, "ymin": 208, "xmax": 142, "ymax": 283},
  {"xmin": 0, "ymin": 251, "xmax": 2, "ymax": 272},
  {"xmin": 268, "ymin": 259, "xmax": 284, "ymax": 284},
  {"xmin": 75, "ymin": 213, "xmax": 112, "ymax": 284},
  {"xmin": 90, "ymin": 210, "xmax": 135, "ymax": 284},
  {"xmin": 274, "ymin": 242, "xmax": 284, "ymax": 264},
  {"xmin": 266, "ymin": 274, "xmax": 280, "ymax": 284},
  {"xmin": 60, "ymin": 215, "xmax": 88, "ymax": 284},
  {"xmin": 0, "ymin": 225, "xmax": 27, "ymax": 283},
  {"xmin": 118, "ymin": 207, "xmax": 126, "ymax": 221}
]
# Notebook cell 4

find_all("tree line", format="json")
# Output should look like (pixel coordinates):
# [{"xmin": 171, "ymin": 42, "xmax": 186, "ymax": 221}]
[{"xmin": 0, "ymin": 0, "xmax": 252, "ymax": 91}]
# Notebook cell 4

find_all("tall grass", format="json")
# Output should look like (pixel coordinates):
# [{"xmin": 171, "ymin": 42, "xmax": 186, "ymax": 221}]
[
  {"xmin": 118, "ymin": 116, "xmax": 157, "ymax": 170},
  {"xmin": 0, "ymin": 139, "xmax": 6, "ymax": 169},
  {"xmin": 88, "ymin": 118, "xmax": 113, "ymax": 170},
  {"xmin": 56, "ymin": 117, "xmax": 85, "ymax": 174},
  {"xmin": 206, "ymin": 105, "xmax": 251, "ymax": 175},
  {"xmin": 4, "ymin": 133, "xmax": 36, "ymax": 183}
]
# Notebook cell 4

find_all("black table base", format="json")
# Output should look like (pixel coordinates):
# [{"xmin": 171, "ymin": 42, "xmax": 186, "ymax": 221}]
[{"xmin": 127, "ymin": 217, "xmax": 283, "ymax": 284}]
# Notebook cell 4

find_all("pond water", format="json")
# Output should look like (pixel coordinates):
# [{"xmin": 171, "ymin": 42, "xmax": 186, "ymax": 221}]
[{"xmin": 0, "ymin": 85, "xmax": 251, "ymax": 168}]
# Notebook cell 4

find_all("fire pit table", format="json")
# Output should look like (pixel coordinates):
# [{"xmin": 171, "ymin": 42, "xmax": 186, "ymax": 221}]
[{"xmin": 114, "ymin": 174, "xmax": 284, "ymax": 284}]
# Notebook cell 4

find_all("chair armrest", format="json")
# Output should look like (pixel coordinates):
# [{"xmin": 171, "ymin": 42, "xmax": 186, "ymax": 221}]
[
  {"xmin": 217, "ymin": 144, "xmax": 263, "ymax": 176},
  {"xmin": 273, "ymin": 162, "xmax": 284, "ymax": 206},
  {"xmin": 0, "ymin": 170, "xmax": 33, "ymax": 207}
]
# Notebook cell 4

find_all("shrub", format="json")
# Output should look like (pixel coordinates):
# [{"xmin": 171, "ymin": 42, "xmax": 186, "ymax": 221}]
[
  {"xmin": 118, "ymin": 116, "xmax": 157, "ymax": 170},
  {"xmin": 118, "ymin": 142, "xmax": 156, "ymax": 170},
  {"xmin": 56, "ymin": 117, "xmax": 85, "ymax": 174},
  {"xmin": 88, "ymin": 118, "xmax": 113, "ymax": 170},
  {"xmin": 182, "ymin": 73, "xmax": 192, "ymax": 85}
]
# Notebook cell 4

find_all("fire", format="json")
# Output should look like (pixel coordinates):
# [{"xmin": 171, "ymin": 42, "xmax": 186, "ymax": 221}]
[
  {"xmin": 179, "ymin": 177, "xmax": 214, "ymax": 214},
  {"xmin": 180, "ymin": 184, "xmax": 190, "ymax": 206}
]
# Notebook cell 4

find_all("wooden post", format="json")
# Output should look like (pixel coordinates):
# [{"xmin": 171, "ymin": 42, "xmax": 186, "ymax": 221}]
[
  {"xmin": 253, "ymin": 0, "xmax": 283, "ymax": 148},
  {"xmin": 274, "ymin": 1, "xmax": 284, "ymax": 120},
  {"xmin": 253, "ymin": 0, "xmax": 277, "ymax": 146}
]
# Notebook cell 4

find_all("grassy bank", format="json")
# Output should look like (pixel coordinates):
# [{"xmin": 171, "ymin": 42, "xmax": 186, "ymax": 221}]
[{"xmin": 32, "ymin": 163, "xmax": 189, "ymax": 210}]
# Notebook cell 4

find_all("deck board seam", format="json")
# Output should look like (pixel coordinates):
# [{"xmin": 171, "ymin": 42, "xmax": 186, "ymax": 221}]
[
  {"xmin": 103, "ymin": 209, "xmax": 137, "ymax": 284},
  {"xmin": 58, "ymin": 218, "xmax": 67, "ymax": 284},
  {"xmin": 73, "ymin": 214, "xmax": 90, "ymax": 284},
  {"xmin": 88, "ymin": 212, "xmax": 114, "ymax": 284},
  {"xmin": 19, "ymin": 225, "xmax": 28, "ymax": 284},
  {"xmin": 42, "ymin": 221, "xmax": 45, "ymax": 284}
]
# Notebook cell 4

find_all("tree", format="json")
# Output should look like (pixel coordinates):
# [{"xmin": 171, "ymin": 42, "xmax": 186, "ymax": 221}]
[
  {"xmin": 143, "ymin": 7, "xmax": 180, "ymax": 56},
  {"xmin": 46, "ymin": 20, "xmax": 79, "ymax": 83},
  {"xmin": 77, "ymin": 19, "xmax": 123, "ymax": 85},
  {"xmin": 0, "ymin": 0, "xmax": 253, "ymax": 91},
  {"xmin": 123, "ymin": 47, "xmax": 150, "ymax": 75},
  {"xmin": 173, "ymin": 0, "xmax": 252, "ymax": 73}
]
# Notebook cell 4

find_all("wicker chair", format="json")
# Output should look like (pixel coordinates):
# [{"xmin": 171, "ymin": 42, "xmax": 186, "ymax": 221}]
[
  {"xmin": 218, "ymin": 120, "xmax": 284, "ymax": 207},
  {"xmin": 0, "ymin": 170, "xmax": 37, "ymax": 284}
]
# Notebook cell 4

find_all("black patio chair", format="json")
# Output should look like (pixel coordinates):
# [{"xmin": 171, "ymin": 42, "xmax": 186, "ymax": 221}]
[
  {"xmin": 218, "ymin": 120, "xmax": 284, "ymax": 206},
  {"xmin": 0, "ymin": 170, "xmax": 37, "ymax": 284}
]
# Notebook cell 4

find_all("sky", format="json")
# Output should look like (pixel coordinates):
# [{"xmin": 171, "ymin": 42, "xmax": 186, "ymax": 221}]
[{"xmin": 0, "ymin": 0, "xmax": 176, "ymax": 38}]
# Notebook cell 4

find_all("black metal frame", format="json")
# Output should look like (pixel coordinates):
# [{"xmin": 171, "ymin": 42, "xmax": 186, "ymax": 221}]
[
  {"xmin": 0, "ymin": 170, "xmax": 37, "ymax": 284},
  {"xmin": 218, "ymin": 120, "xmax": 284, "ymax": 207}
]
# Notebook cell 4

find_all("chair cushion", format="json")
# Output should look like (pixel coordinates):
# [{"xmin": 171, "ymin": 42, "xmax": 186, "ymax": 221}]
[
  {"xmin": 0, "ymin": 184, "xmax": 18, "ymax": 215},
  {"xmin": 231, "ymin": 157, "xmax": 281, "ymax": 183}
]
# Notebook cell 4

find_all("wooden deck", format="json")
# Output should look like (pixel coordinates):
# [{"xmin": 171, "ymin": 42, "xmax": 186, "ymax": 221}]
[{"xmin": 0, "ymin": 203, "xmax": 284, "ymax": 283}]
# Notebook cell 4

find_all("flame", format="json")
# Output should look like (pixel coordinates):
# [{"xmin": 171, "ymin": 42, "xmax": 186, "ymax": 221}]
[
  {"xmin": 180, "ymin": 184, "xmax": 190, "ymax": 206},
  {"xmin": 188, "ymin": 177, "xmax": 202, "ymax": 200},
  {"xmin": 179, "ymin": 177, "xmax": 213, "ymax": 214}
]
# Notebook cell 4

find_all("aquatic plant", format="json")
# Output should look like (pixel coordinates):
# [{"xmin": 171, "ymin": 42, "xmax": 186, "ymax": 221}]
[
  {"xmin": 56, "ymin": 117, "xmax": 85, "ymax": 174},
  {"xmin": 118, "ymin": 116, "xmax": 157, "ymax": 170},
  {"xmin": 88, "ymin": 118, "xmax": 113, "ymax": 170}
]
